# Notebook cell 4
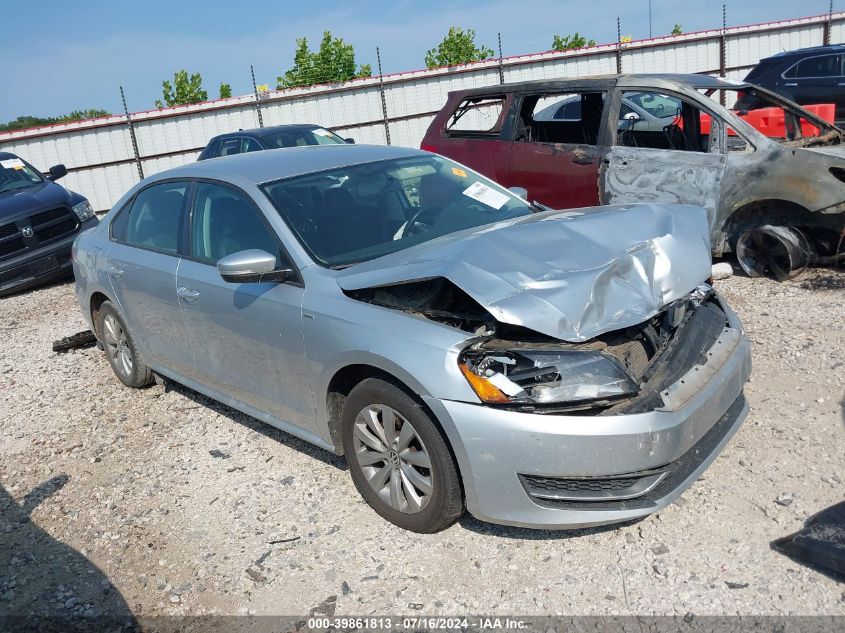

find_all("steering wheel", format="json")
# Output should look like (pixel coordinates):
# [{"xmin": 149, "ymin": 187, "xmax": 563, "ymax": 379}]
[{"xmin": 400, "ymin": 205, "xmax": 442, "ymax": 237}]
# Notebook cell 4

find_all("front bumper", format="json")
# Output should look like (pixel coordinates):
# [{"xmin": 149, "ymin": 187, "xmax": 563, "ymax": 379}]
[
  {"xmin": 425, "ymin": 320, "xmax": 752, "ymax": 530},
  {"xmin": 0, "ymin": 216, "xmax": 98, "ymax": 296}
]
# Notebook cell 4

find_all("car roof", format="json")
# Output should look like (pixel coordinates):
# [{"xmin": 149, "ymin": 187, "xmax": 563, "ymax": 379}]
[
  {"xmin": 449, "ymin": 73, "xmax": 749, "ymax": 98},
  {"xmin": 762, "ymin": 44, "xmax": 845, "ymax": 61},
  {"xmin": 209, "ymin": 124, "xmax": 324, "ymax": 142},
  {"xmin": 147, "ymin": 144, "xmax": 425, "ymax": 186},
  {"xmin": 0, "ymin": 151, "xmax": 20, "ymax": 160}
]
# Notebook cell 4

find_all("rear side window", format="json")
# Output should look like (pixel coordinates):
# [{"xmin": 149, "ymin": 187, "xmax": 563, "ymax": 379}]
[
  {"xmin": 189, "ymin": 182, "xmax": 280, "ymax": 265},
  {"xmin": 242, "ymin": 137, "xmax": 263, "ymax": 152},
  {"xmin": 790, "ymin": 54, "xmax": 843, "ymax": 78},
  {"xmin": 518, "ymin": 92, "xmax": 607, "ymax": 145},
  {"xmin": 117, "ymin": 182, "xmax": 187, "ymax": 254},
  {"xmin": 446, "ymin": 96, "xmax": 506, "ymax": 135},
  {"xmin": 219, "ymin": 138, "xmax": 242, "ymax": 157}
]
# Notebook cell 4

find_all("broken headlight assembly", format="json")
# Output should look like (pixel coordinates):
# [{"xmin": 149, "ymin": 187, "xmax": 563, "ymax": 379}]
[{"xmin": 459, "ymin": 348, "xmax": 639, "ymax": 406}]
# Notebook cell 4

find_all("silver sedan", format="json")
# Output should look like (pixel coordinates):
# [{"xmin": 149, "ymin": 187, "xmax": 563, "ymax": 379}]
[{"xmin": 72, "ymin": 144, "xmax": 751, "ymax": 532}]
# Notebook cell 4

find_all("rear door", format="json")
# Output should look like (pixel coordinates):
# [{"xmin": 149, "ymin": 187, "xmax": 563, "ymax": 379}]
[
  {"xmin": 599, "ymin": 89, "xmax": 727, "ymax": 229},
  {"xmin": 507, "ymin": 90, "xmax": 608, "ymax": 208},
  {"xmin": 105, "ymin": 180, "xmax": 194, "ymax": 375},
  {"xmin": 786, "ymin": 53, "xmax": 845, "ymax": 120}
]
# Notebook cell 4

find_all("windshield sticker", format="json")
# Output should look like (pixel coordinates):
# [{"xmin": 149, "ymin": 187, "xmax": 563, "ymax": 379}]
[
  {"xmin": 313, "ymin": 128, "xmax": 330, "ymax": 137},
  {"xmin": 1, "ymin": 158, "xmax": 25, "ymax": 170},
  {"xmin": 462, "ymin": 181, "xmax": 509, "ymax": 210},
  {"xmin": 451, "ymin": 167, "xmax": 467, "ymax": 178}
]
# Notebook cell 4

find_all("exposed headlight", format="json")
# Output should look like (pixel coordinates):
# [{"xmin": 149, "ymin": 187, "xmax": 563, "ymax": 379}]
[
  {"xmin": 72, "ymin": 200, "xmax": 95, "ymax": 222},
  {"xmin": 459, "ymin": 348, "xmax": 639, "ymax": 406}
]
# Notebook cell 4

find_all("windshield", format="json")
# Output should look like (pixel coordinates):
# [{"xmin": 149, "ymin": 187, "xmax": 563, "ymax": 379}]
[
  {"xmin": 0, "ymin": 156, "xmax": 43, "ymax": 193},
  {"xmin": 263, "ymin": 127, "xmax": 347, "ymax": 149},
  {"xmin": 626, "ymin": 92, "xmax": 680, "ymax": 119},
  {"xmin": 262, "ymin": 155, "xmax": 533, "ymax": 268}
]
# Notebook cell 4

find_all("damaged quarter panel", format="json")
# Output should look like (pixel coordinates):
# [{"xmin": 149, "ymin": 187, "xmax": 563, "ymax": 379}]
[{"xmin": 300, "ymin": 270, "xmax": 482, "ymax": 445}]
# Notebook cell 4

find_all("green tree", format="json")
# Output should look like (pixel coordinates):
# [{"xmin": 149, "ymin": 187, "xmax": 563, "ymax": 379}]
[
  {"xmin": 155, "ymin": 70, "xmax": 208, "ymax": 108},
  {"xmin": 277, "ymin": 31, "xmax": 372, "ymax": 89},
  {"xmin": 219, "ymin": 82, "xmax": 232, "ymax": 99},
  {"xmin": 425, "ymin": 26, "xmax": 494, "ymax": 68},
  {"xmin": 0, "ymin": 109, "xmax": 111, "ymax": 132},
  {"xmin": 671, "ymin": 24, "xmax": 683, "ymax": 35},
  {"xmin": 551, "ymin": 32, "xmax": 596, "ymax": 51}
]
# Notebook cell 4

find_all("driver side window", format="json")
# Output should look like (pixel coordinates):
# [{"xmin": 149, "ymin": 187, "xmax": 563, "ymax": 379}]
[
  {"xmin": 190, "ymin": 182, "xmax": 281, "ymax": 265},
  {"xmin": 618, "ymin": 91, "xmax": 715, "ymax": 153}
]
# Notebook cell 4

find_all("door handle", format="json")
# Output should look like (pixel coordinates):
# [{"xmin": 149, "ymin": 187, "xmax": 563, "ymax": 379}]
[
  {"xmin": 784, "ymin": 82, "xmax": 797, "ymax": 86},
  {"xmin": 177, "ymin": 287, "xmax": 201, "ymax": 302},
  {"xmin": 107, "ymin": 265, "xmax": 124, "ymax": 279}
]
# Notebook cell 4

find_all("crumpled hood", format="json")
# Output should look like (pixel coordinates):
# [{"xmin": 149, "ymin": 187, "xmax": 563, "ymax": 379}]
[{"xmin": 336, "ymin": 203, "xmax": 712, "ymax": 342}]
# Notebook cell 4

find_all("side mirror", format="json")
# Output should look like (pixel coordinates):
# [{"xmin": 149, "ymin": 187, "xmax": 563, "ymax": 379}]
[
  {"xmin": 623, "ymin": 112, "xmax": 641, "ymax": 121},
  {"xmin": 217, "ymin": 249, "xmax": 292, "ymax": 284},
  {"xmin": 508, "ymin": 186, "xmax": 528, "ymax": 200},
  {"xmin": 344, "ymin": 137, "xmax": 356, "ymax": 144},
  {"xmin": 47, "ymin": 164, "xmax": 67, "ymax": 181}
]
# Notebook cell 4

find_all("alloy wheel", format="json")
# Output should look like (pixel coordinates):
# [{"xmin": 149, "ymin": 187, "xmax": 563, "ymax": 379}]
[
  {"xmin": 102, "ymin": 314, "xmax": 134, "ymax": 377},
  {"xmin": 352, "ymin": 404, "xmax": 433, "ymax": 513}
]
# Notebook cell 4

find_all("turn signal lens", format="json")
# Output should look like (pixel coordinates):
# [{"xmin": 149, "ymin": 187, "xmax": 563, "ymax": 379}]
[{"xmin": 459, "ymin": 362, "xmax": 510, "ymax": 403}]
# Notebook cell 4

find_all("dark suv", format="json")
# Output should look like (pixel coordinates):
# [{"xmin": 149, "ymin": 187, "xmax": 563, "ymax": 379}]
[
  {"xmin": 197, "ymin": 124, "xmax": 351, "ymax": 160},
  {"xmin": 740, "ymin": 44, "xmax": 845, "ymax": 123},
  {"xmin": 0, "ymin": 151, "xmax": 98, "ymax": 295}
]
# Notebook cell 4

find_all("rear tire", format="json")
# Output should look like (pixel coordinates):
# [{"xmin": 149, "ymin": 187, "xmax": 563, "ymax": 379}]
[
  {"xmin": 341, "ymin": 378, "xmax": 464, "ymax": 532},
  {"xmin": 95, "ymin": 301, "xmax": 153, "ymax": 389}
]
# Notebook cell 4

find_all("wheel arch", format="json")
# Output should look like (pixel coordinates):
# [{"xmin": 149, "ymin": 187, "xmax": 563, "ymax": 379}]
[
  {"xmin": 89, "ymin": 291, "xmax": 112, "ymax": 339},
  {"xmin": 325, "ymin": 361, "xmax": 469, "ymax": 512},
  {"xmin": 719, "ymin": 198, "xmax": 814, "ymax": 253}
]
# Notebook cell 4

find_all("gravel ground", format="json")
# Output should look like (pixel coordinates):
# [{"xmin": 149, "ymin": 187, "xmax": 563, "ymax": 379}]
[{"xmin": 1, "ymin": 268, "xmax": 843, "ymax": 622}]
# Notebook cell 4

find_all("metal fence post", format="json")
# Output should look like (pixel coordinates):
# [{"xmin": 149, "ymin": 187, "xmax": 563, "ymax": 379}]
[
  {"xmin": 120, "ymin": 86, "xmax": 144, "ymax": 181},
  {"xmin": 250, "ymin": 65, "xmax": 264, "ymax": 128},
  {"xmin": 376, "ymin": 47, "xmax": 391, "ymax": 146},
  {"xmin": 720, "ymin": 4, "xmax": 727, "ymax": 106},
  {"xmin": 616, "ymin": 18, "xmax": 623, "ymax": 74},
  {"xmin": 824, "ymin": 0, "xmax": 833, "ymax": 45},
  {"xmin": 498, "ymin": 33, "xmax": 505, "ymax": 84}
]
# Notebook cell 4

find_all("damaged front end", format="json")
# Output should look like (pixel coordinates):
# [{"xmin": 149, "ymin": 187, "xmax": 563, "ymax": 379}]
[
  {"xmin": 340, "ymin": 202, "xmax": 722, "ymax": 415},
  {"xmin": 347, "ymin": 277, "xmax": 729, "ymax": 415}
]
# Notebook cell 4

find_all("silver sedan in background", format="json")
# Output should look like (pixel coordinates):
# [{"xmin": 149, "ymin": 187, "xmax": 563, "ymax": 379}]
[{"xmin": 72, "ymin": 144, "xmax": 751, "ymax": 532}]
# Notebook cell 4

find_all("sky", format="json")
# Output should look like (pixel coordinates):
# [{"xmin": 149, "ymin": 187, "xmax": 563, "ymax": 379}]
[{"xmin": 0, "ymin": 0, "xmax": 837, "ymax": 121}]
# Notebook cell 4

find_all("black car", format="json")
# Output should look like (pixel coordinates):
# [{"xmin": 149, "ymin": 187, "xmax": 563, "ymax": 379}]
[
  {"xmin": 197, "ymin": 124, "xmax": 352, "ymax": 160},
  {"xmin": 0, "ymin": 152, "xmax": 98, "ymax": 295},
  {"xmin": 740, "ymin": 44, "xmax": 845, "ymax": 123}
]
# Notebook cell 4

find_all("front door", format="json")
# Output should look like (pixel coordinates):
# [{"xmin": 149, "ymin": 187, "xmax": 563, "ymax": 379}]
[
  {"xmin": 105, "ymin": 180, "xmax": 194, "ymax": 376},
  {"xmin": 787, "ymin": 53, "xmax": 845, "ymax": 118},
  {"xmin": 507, "ymin": 91, "xmax": 606, "ymax": 208},
  {"xmin": 175, "ymin": 181, "xmax": 315, "ymax": 431},
  {"xmin": 599, "ymin": 89, "xmax": 727, "ymax": 230}
]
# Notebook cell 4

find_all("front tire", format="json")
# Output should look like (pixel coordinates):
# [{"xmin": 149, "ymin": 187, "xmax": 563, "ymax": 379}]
[
  {"xmin": 341, "ymin": 378, "xmax": 464, "ymax": 533},
  {"xmin": 95, "ymin": 301, "xmax": 153, "ymax": 388}
]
